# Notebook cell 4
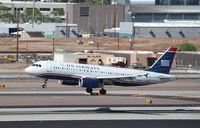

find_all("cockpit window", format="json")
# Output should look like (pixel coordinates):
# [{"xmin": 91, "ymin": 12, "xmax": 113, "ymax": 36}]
[{"xmin": 32, "ymin": 64, "xmax": 42, "ymax": 67}]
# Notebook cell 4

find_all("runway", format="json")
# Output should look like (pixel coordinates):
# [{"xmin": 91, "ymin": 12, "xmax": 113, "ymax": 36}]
[
  {"xmin": 0, "ymin": 106, "xmax": 200, "ymax": 128},
  {"xmin": 1, "ymin": 120, "xmax": 200, "ymax": 128},
  {"xmin": 0, "ymin": 79, "xmax": 200, "ymax": 127},
  {"xmin": 0, "ymin": 79, "xmax": 200, "ymax": 107},
  {"xmin": 0, "ymin": 106, "xmax": 200, "ymax": 121}
]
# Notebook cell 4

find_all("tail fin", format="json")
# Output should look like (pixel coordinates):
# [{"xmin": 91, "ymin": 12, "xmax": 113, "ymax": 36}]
[{"xmin": 147, "ymin": 47, "xmax": 177, "ymax": 74}]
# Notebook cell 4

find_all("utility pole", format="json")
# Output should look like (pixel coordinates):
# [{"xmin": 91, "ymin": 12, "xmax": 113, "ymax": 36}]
[
  {"xmin": 97, "ymin": 40, "xmax": 99, "ymax": 50},
  {"xmin": 117, "ymin": 38, "xmax": 120, "ymax": 50},
  {"xmin": 130, "ymin": 16, "xmax": 135, "ymax": 50},
  {"xmin": 113, "ymin": 0, "xmax": 116, "ymax": 38},
  {"xmin": 16, "ymin": 8, "xmax": 19, "ymax": 61},
  {"xmin": 113, "ymin": 0, "xmax": 120, "ymax": 50},
  {"xmin": 32, "ymin": 0, "xmax": 35, "ymax": 28},
  {"xmin": 52, "ymin": 31, "xmax": 55, "ymax": 60},
  {"xmin": 96, "ymin": 15, "xmax": 99, "ymax": 36},
  {"xmin": 26, "ymin": 42, "xmax": 29, "ymax": 67}
]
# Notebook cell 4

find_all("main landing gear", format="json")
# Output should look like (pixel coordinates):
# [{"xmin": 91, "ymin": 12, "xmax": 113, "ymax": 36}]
[
  {"xmin": 99, "ymin": 88, "xmax": 106, "ymax": 95},
  {"xmin": 86, "ymin": 88, "xmax": 106, "ymax": 95},
  {"xmin": 42, "ymin": 78, "xmax": 48, "ymax": 88},
  {"xmin": 86, "ymin": 88, "xmax": 93, "ymax": 94}
]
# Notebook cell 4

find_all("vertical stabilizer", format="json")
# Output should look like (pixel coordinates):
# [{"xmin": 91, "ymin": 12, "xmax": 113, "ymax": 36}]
[{"xmin": 147, "ymin": 47, "xmax": 177, "ymax": 74}]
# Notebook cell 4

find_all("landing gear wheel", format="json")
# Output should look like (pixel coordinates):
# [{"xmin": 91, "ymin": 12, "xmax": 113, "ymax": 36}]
[
  {"xmin": 86, "ymin": 88, "xmax": 93, "ymax": 94},
  {"xmin": 42, "ymin": 78, "xmax": 48, "ymax": 88},
  {"xmin": 99, "ymin": 88, "xmax": 106, "ymax": 95},
  {"xmin": 42, "ymin": 84, "xmax": 47, "ymax": 88}
]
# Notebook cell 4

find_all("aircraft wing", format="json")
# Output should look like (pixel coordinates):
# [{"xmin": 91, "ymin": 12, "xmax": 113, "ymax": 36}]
[
  {"xmin": 95, "ymin": 75, "xmax": 137, "ymax": 79},
  {"xmin": 74, "ymin": 73, "xmax": 147, "ymax": 80}
]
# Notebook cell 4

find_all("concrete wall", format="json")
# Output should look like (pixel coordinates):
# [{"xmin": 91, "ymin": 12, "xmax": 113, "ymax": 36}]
[
  {"xmin": 0, "ymin": 27, "xmax": 9, "ymax": 35},
  {"xmin": 176, "ymin": 52, "xmax": 200, "ymax": 69},
  {"xmin": 66, "ymin": 4, "xmax": 124, "ymax": 33},
  {"xmin": 54, "ymin": 51, "xmax": 76, "ymax": 63},
  {"xmin": 54, "ymin": 53, "xmax": 64, "ymax": 62}
]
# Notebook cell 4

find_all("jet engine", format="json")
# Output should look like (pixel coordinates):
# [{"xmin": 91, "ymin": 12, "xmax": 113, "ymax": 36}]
[{"xmin": 78, "ymin": 78, "xmax": 101, "ymax": 88}]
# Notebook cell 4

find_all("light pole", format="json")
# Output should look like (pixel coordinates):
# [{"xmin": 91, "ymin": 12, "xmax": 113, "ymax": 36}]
[
  {"xmin": 113, "ymin": 0, "xmax": 116, "ymax": 38},
  {"xmin": 16, "ymin": 8, "xmax": 19, "ymax": 61},
  {"xmin": 113, "ymin": 0, "xmax": 119, "ymax": 50},
  {"xmin": 26, "ymin": 42, "xmax": 29, "ymax": 67},
  {"xmin": 130, "ymin": 15, "xmax": 135, "ymax": 50},
  {"xmin": 97, "ymin": 40, "xmax": 99, "ymax": 50},
  {"xmin": 52, "ymin": 31, "xmax": 55, "ymax": 60},
  {"xmin": 32, "ymin": 0, "xmax": 35, "ymax": 28},
  {"xmin": 132, "ymin": 16, "xmax": 135, "ymax": 37},
  {"xmin": 117, "ymin": 38, "xmax": 119, "ymax": 50}
]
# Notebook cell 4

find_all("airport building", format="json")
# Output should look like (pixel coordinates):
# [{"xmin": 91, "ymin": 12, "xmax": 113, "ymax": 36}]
[
  {"xmin": 1, "ymin": 0, "xmax": 200, "ymax": 37},
  {"xmin": 96, "ymin": 50, "xmax": 165, "ymax": 69},
  {"xmin": 0, "ymin": 1, "xmax": 124, "ymax": 34},
  {"xmin": 54, "ymin": 49, "xmax": 175, "ymax": 69},
  {"xmin": 128, "ymin": 0, "xmax": 200, "ymax": 22},
  {"xmin": 116, "ymin": 21, "xmax": 200, "ymax": 38},
  {"xmin": 0, "ymin": 22, "xmax": 77, "ymax": 38},
  {"xmin": 98, "ymin": 50, "xmax": 200, "ymax": 70},
  {"xmin": 54, "ymin": 49, "xmax": 200, "ymax": 70},
  {"xmin": 54, "ymin": 49, "xmax": 127, "ymax": 67},
  {"xmin": 53, "ymin": 40, "xmax": 200, "ymax": 70},
  {"xmin": 107, "ymin": 0, "xmax": 200, "ymax": 38}
]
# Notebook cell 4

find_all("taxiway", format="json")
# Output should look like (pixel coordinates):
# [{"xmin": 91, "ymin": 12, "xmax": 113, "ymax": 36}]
[{"xmin": 0, "ymin": 79, "xmax": 200, "ymax": 128}]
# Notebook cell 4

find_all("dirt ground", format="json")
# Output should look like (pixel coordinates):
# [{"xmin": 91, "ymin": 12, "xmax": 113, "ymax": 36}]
[
  {"xmin": 0, "ymin": 37, "xmax": 200, "ymax": 70},
  {"xmin": 0, "ymin": 37, "xmax": 200, "ymax": 52}
]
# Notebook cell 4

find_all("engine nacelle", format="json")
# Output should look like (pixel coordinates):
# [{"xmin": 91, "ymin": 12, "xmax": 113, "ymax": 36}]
[
  {"xmin": 58, "ymin": 79, "xmax": 78, "ymax": 86},
  {"xmin": 78, "ymin": 78, "xmax": 100, "ymax": 88}
]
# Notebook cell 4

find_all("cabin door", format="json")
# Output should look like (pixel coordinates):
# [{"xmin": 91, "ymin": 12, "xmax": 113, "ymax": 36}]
[{"xmin": 47, "ymin": 61, "xmax": 52, "ymax": 72}]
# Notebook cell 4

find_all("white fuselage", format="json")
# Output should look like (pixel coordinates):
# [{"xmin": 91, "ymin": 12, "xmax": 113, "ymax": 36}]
[{"xmin": 25, "ymin": 61, "xmax": 176, "ymax": 86}]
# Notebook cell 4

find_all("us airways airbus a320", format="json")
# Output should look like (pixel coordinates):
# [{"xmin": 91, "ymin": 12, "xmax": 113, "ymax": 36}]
[{"xmin": 25, "ymin": 47, "xmax": 177, "ymax": 95}]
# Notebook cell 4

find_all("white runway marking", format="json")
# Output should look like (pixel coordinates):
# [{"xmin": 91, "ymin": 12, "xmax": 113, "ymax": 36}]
[
  {"xmin": 0, "ymin": 112, "xmax": 200, "ymax": 121},
  {"xmin": 0, "ymin": 106, "xmax": 200, "ymax": 112}
]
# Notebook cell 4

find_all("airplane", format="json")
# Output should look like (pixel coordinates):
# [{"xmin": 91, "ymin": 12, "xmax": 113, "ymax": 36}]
[{"xmin": 25, "ymin": 47, "xmax": 177, "ymax": 95}]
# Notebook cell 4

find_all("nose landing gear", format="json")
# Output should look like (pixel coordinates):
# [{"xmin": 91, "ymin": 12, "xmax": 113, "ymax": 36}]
[{"xmin": 42, "ymin": 78, "xmax": 48, "ymax": 88}]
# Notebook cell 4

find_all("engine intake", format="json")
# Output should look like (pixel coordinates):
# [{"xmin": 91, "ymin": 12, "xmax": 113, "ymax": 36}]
[{"xmin": 79, "ymin": 78, "xmax": 100, "ymax": 88}]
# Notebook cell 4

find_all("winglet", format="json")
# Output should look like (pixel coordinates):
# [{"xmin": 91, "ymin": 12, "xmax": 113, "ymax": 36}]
[{"xmin": 147, "ymin": 47, "xmax": 177, "ymax": 74}]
